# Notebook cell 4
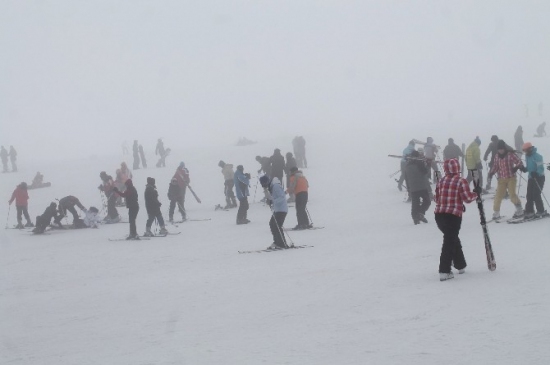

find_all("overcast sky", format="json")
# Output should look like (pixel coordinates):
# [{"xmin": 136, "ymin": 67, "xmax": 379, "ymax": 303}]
[{"xmin": 1, "ymin": 1, "xmax": 549, "ymax": 159}]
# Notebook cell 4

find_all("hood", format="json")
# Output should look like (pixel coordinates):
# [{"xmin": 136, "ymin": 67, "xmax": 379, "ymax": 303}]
[
  {"xmin": 179, "ymin": 162, "xmax": 185, "ymax": 169},
  {"xmin": 443, "ymin": 158, "xmax": 460, "ymax": 175},
  {"xmin": 270, "ymin": 177, "xmax": 282, "ymax": 186},
  {"xmin": 146, "ymin": 177, "xmax": 155, "ymax": 186}
]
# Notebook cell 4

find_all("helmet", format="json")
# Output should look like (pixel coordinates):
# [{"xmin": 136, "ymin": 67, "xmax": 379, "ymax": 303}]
[{"xmin": 522, "ymin": 142, "xmax": 533, "ymax": 151}]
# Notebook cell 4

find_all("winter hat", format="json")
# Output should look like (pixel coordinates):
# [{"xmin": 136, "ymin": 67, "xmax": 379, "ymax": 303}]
[
  {"xmin": 409, "ymin": 140, "xmax": 415, "ymax": 146},
  {"xmin": 497, "ymin": 140, "xmax": 506, "ymax": 150},
  {"xmin": 522, "ymin": 142, "xmax": 533, "ymax": 151},
  {"xmin": 237, "ymin": 165, "xmax": 244, "ymax": 172},
  {"xmin": 218, "ymin": 160, "xmax": 226, "ymax": 168},
  {"xmin": 259, "ymin": 175, "xmax": 270, "ymax": 188},
  {"xmin": 448, "ymin": 138, "xmax": 454, "ymax": 144},
  {"xmin": 179, "ymin": 162, "xmax": 185, "ymax": 168},
  {"xmin": 89, "ymin": 207, "xmax": 99, "ymax": 214},
  {"xmin": 290, "ymin": 166, "xmax": 298, "ymax": 173},
  {"xmin": 475, "ymin": 136, "xmax": 481, "ymax": 145},
  {"xmin": 100, "ymin": 171, "xmax": 107, "ymax": 178},
  {"xmin": 410, "ymin": 150, "xmax": 420, "ymax": 158},
  {"xmin": 491, "ymin": 135, "xmax": 499, "ymax": 143},
  {"xmin": 286, "ymin": 152, "xmax": 293, "ymax": 158},
  {"xmin": 147, "ymin": 177, "xmax": 155, "ymax": 185},
  {"xmin": 125, "ymin": 179, "xmax": 133, "ymax": 187},
  {"xmin": 19, "ymin": 182, "xmax": 27, "ymax": 189}
]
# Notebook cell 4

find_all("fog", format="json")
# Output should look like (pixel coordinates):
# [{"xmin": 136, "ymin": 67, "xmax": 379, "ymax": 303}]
[{"xmin": 1, "ymin": 1, "xmax": 549, "ymax": 161}]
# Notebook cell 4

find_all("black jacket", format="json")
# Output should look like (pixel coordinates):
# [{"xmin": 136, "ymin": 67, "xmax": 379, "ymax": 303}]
[
  {"xmin": 145, "ymin": 184, "xmax": 162, "ymax": 214},
  {"xmin": 41, "ymin": 205, "xmax": 59, "ymax": 222},
  {"xmin": 270, "ymin": 152, "xmax": 285, "ymax": 178},
  {"xmin": 118, "ymin": 184, "xmax": 139, "ymax": 209},
  {"xmin": 285, "ymin": 156, "xmax": 297, "ymax": 175},
  {"xmin": 404, "ymin": 160, "xmax": 430, "ymax": 193},
  {"xmin": 167, "ymin": 182, "xmax": 182, "ymax": 201}
]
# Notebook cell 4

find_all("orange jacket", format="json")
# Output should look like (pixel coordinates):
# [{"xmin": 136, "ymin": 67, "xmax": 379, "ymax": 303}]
[{"xmin": 287, "ymin": 171, "xmax": 308, "ymax": 195}]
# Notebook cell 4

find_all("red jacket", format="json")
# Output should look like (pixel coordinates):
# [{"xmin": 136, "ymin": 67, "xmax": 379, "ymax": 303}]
[
  {"xmin": 435, "ymin": 159, "xmax": 477, "ymax": 217},
  {"xmin": 9, "ymin": 186, "xmax": 29, "ymax": 206},
  {"xmin": 173, "ymin": 167, "xmax": 190, "ymax": 189}
]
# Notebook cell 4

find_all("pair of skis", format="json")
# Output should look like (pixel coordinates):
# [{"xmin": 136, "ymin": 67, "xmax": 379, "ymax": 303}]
[
  {"xmin": 238, "ymin": 245, "xmax": 314, "ymax": 254},
  {"xmin": 471, "ymin": 170, "xmax": 497, "ymax": 271}
]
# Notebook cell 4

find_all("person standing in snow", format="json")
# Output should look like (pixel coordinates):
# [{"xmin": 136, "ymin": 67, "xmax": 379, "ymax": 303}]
[
  {"xmin": 99, "ymin": 171, "xmax": 120, "ymax": 223},
  {"xmin": 443, "ymin": 138, "xmax": 463, "ymax": 160},
  {"xmin": 167, "ymin": 178, "xmax": 186, "ymax": 222},
  {"xmin": 286, "ymin": 167, "xmax": 311, "ymax": 230},
  {"xmin": 404, "ymin": 151, "xmax": 431, "ymax": 225},
  {"xmin": 113, "ymin": 179, "xmax": 140, "ymax": 239},
  {"xmin": 9, "ymin": 146, "xmax": 17, "ymax": 172},
  {"xmin": 397, "ymin": 140, "xmax": 415, "ymax": 192},
  {"xmin": 218, "ymin": 161, "xmax": 237, "ymax": 209},
  {"xmin": 144, "ymin": 177, "xmax": 168, "ymax": 236},
  {"xmin": 535, "ymin": 122, "xmax": 546, "ymax": 137},
  {"xmin": 518, "ymin": 142, "xmax": 547, "ymax": 219},
  {"xmin": 172, "ymin": 162, "xmax": 190, "ymax": 220},
  {"xmin": 488, "ymin": 140, "xmax": 525, "ymax": 220},
  {"xmin": 133, "ymin": 140, "xmax": 140, "ymax": 170},
  {"xmin": 260, "ymin": 175, "xmax": 289, "ymax": 249},
  {"xmin": 483, "ymin": 135, "xmax": 513, "ymax": 190},
  {"xmin": 234, "ymin": 165, "xmax": 251, "ymax": 225},
  {"xmin": 465, "ymin": 137, "xmax": 485, "ymax": 192},
  {"xmin": 269, "ymin": 149, "xmax": 286, "ymax": 183},
  {"xmin": 434, "ymin": 158, "xmax": 478, "ymax": 281},
  {"xmin": 8, "ymin": 182, "xmax": 33, "ymax": 228}
]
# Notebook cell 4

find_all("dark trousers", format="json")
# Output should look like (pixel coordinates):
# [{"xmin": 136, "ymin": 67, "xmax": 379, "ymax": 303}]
[
  {"xmin": 295, "ymin": 192, "xmax": 310, "ymax": 227},
  {"xmin": 140, "ymin": 153, "xmax": 147, "ymax": 168},
  {"xmin": 146, "ymin": 211, "xmax": 165, "ymax": 229},
  {"xmin": 169, "ymin": 198, "xmax": 186, "ymax": 220},
  {"xmin": 16, "ymin": 205, "xmax": 31, "ymax": 223},
  {"xmin": 224, "ymin": 180, "xmax": 236, "ymax": 206},
  {"xmin": 133, "ymin": 153, "xmax": 140, "ymax": 169},
  {"xmin": 128, "ymin": 206, "xmax": 139, "ymax": 237},
  {"xmin": 59, "ymin": 205, "xmax": 79, "ymax": 223},
  {"xmin": 270, "ymin": 212, "xmax": 287, "ymax": 248},
  {"xmin": 237, "ymin": 197, "xmax": 249, "ymax": 222},
  {"xmin": 435, "ymin": 213, "xmax": 466, "ymax": 273},
  {"xmin": 525, "ymin": 176, "xmax": 546, "ymax": 214},
  {"xmin": 410, "ymin": 190, "xmax": 431, "ymax": 222},
  {"xmin": 107, "ymin": 194, "xmax": 119, "ymax": 219}
]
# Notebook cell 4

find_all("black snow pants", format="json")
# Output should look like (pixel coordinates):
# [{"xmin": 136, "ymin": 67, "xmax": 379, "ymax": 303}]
[{"xmin": 435, "ymin": 213, "xmax": 466, "ymax": 274}]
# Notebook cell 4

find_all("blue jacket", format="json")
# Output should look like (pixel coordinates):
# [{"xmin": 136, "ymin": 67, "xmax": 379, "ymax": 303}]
[
  {"xmin": 402, "ymin": 145, "xmax": 415, "ymax": 162},
  {"xmin": 269, "ymin": 177, "xmax": 288, "ymax": 213},
  {"xmin": 234, "ymin": 170, "xmax": 250, "ymax": 200},
  {"xmin": 525, "ymin": 147, "xmax": 545, "ymax": 178}
]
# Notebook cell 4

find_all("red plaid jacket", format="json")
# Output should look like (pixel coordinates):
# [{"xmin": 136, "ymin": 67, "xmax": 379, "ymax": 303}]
[
  {"xmin": 435, "ymin": 159, "xmax": 477, "ymax": 217},
  {"xmin": 489, "ymin": 152, "xmax": 523, "ymax": 179}
]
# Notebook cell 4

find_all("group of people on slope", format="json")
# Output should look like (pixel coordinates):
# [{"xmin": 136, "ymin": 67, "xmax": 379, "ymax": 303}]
[{"xmin": 129, "ymin": 138, "xmax": 171, "ymax": 170}]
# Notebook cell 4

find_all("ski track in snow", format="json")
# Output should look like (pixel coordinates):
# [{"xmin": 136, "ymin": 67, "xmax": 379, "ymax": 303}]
[{"xmin": 1, "ymin": 130, "xmax": 549, "ymax": 365}]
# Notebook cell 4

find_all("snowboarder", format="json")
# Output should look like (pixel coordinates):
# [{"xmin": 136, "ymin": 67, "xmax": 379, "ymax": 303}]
[
  {"xmin": 255, "ymin": 155, "xmax": 271, "ymax": 177},
  {"xmin": 424, "ymin": 137, "xmax": 439, "ymax": 181},
  {"xmin": 435, "ymin": 158, "xmax": 478, "ymax": 281},
  {"xmin": 269, "ymin": 149, "xmax": 285, "ymax": 183},
  {"xmin": 57, "ymin": 196, "xmax": 87, "ymax": 226},
  {"xmin": 155, "ymin": 139, "xmax": 169, "ymax": 167},
  {"xmin": 167, "ymin": 178, "xmax": 186, "ymax": 222},
  {"xmin": 113, "ymin": 179, "xmax": 140, "ymax": 239},
  {"xmin": 443, "ymin": 138, "xmax": 463, "ymax": 160},
  {"xmin": 1, "ymin": 146, "xmax": 8, "ymax": 173},
  {"xmin": 218, "ymin": 161, "xmax": 237, "ymax": 209},
  {"xmin": 488, "ymin": 140, "xmax": 525, "ymax": 220},
  {"xmin": 292, "ymin": 136, "xmax": 307, "ymax": 168},
  {"xmin": 284, "ymin": 152, "xmax": 297, "ymax": 202},
  {"xmin": 8, "ymin": 182, "xmax": 33, "ymax": 228},
  {"xmin": 9, "ymin": 146, "xmax": 17, "ymax": 172},
  {"xmin": 397, "ymin": 140, "xmax": 415, "ymax": 192},
  {"xmin": 32, "ymin": 202, "xmax": 62, "ymax": 233},
  {"xmin": 172, "ymin": 162, "xmax": 190, "ymax": 220},
  {"xmin": 144, "ymin": 177, "xmax": 168, "ymax": 236},
  {"xmin": 514, "ymin": 126, "xmax": 524, "ymax": 155},
  {"xmin": 31, "ymin": 172, "xmax": 44, "ymax": 188},
  {"xmin": 465, "ymin": 137, "xmax": 485, "ymax": 192},
  {"xmin": 535, "ymin": 122, "xmax": 547, "ymax": 137},
  {"xmin": 519, "ymin": 142, "xmax": 547, "ymax": 219},
  {"xmin": 260, "ymin": 175, "xmax": 288, "ymax": 249},
  {"xmin": 132, "ymin": 140, "xmax": 140, "ymax": 170},
  {"xmin": 99, "ymin": 171, "xmax": 120, "ymax": 223},
  {"xmin": 234, "ymin": 165, "xmax": 251, "ymax": 225},
  {"xmin": 286, "ymin": 167, "xmax": 311, "ymax": 230},
  {"xmin": 139, "ymin": 144, "xmax": 147, "ymax": 168},
  {"xmin": 404, "ymin": 150, "xmax": 431, "ymax": 225}
]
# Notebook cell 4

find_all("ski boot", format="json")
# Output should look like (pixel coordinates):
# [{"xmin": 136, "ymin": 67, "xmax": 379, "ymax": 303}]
[
  {"xmin": 25, "ymin": 222, "xmax": 35, "ymax": 228},
  {"xmin": 535, "ymin": 210, "xmax": 549, "ymax": 219},
  {"xmin": 126, "ymin": 234, "xmax": 140, "ymax": 240},
  {"xmin": 439, "ymin": 272, "xmax": 454, "ymax": 281},
  {"xmin": 159, "ymin": 227, "xmax": 169, "ymax": 235},
  {"xmin": 15, "ymin": 222, "xmax": 24, "ymax": 229},
  {"xmin": 513, "ymin": 204, "xmax": 524, "ymax": 218},
  {"xmin": 143, "ymin": 229, "xmax": 154, "ymax": 237},
  {"xmin": 492, "ymin": 211, "xmax": 501, "ymax": 220}
]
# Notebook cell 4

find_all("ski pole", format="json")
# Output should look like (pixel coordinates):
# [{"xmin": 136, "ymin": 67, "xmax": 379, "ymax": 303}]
[
  {"xmin": 5, "ymin": 204, "xmax": 11, "ymax": 229},
  {"xmin": 271, "ymin": 209, "xmax": 293, "ymax": 248},
  {"xmin": 305, "ymin": 206, "xmax": 314, "ymax": 226},
  {"xmin": 389, "ymin": 169, "xmax": 401, "ymax": 178},
  {"xmin": 253, "ymin": 177, "xmax": 259, "ymax": 203},
  {"xmin": 532, "ymin": 175, "xmax": 550, "ymax": 208},
  {"xmin": 517, "ymin": 171, "xmax": 523, "ymax": 196}
]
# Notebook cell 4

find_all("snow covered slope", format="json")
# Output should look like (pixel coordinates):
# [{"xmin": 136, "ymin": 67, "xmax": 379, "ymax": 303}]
[{"xmin": 1, "ymin": 129, "xmax": 549, "ymax": 365}]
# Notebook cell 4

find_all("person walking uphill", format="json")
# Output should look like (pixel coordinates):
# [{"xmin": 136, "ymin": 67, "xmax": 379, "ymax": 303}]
[
  {"xmin": 489, "ymin": 140, "xmax": 525, "ymax": 220},
  {"xmin": 404, "ymin": 151, "xmax": 431, "ymax": 225},
  {"xmin": 287, "ymin": 167, "xmax": 311, "ymax": 230},
  {"xmin": 234, "ymin": 165, "xmax": 251, "ymax": 225},
  {"xmin": 144, "ymin": 177, "xmax": 168, "ymax": 237},
  {"xmin": 113, "ymin": 179, "xmax": 140, "ymax": 239},
  {"xmin": 519, "ymin": 142, "xmax": 547, "ymax": 219},
  {"xmin": 434, "ymin": 159, "xmax": 478, "ymax": 281},
  {"xmin": 260, "ymin": 175, "xmax": 289, "ymax": 249},
  {"xmin": 8, "ymin": 182, "xmax": 33, "ymax": 228}
]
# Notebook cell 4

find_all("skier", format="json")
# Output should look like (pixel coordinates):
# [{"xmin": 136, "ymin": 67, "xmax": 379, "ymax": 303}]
[
  {"xmin": 514, "ymin": 126, "xmax": 524, "ymax": 155},
  {"xmin": 172, "ymin": 162, "xmax": 190, "ymax": 220},
  {"xmin": 132, "ymin": 140, "xmax": 140, "ymax": 169},
  {"xmin": 269, "ymin": 149, "xmax": 285, "ymax": 183},
  {"xmin": 255, "ymin": 155, "xmax": 271, "ymax": 177},
  {"xmin": 139, "ymin": 144, "xmax": 147, "ymax": 168},
  {"xmin": 484, "ymin": 135, "xmax": 513, "ymax": 190},
  {"xmin": 260, "ymin": 175, "xmax": 289, "ymax": 249},
  {"xmin": 293, "ymin": 136, "xmax": 307, "ymax": 168},
  {"xmin": 144, "ymin": 177, "xmax": 168, "ymax": 236},
  {"xmin": 465, "ymin": 137, "xmax": 485, "ymax": 192},
  {"xmin": 9, "ymin": 146, "xmax": 17, "ymax": 172},
  {"xmin": 234, "ymin": 165, "xmax": 251, "ymax": 225},
  {"xmin": 404, "ymin": 150, "xmax": 431, "ymax": 224},
  {"xmin": 1, "ymin": 146, "xmax": 8, "ymax": 173},
  {"xmin": 424, "ymin": 137, "xmax": 439, "ymax": 181},
  {"xmin": 397, "ymin": 140, "xmax": 415, "ymax": 192},
  {"xmin": 167, "ymin": 178, "xmax": 186, "ymax": 222},
  {"xmin": 284, "ymin": 152, "xmax": 297, "ymax": 202},
  {"xmin": 535, "ymin": 122, "xmax": 546, "ymax": 137},
  {"xmin": 82, "ymin": 207, "xmax": 101, "ymax": 228},
  {"xmin": 286, "ymin": 167, "xmax": 311, "ymax": 230},
  {"xmin": 99, "ymin": 171, "xmax": 120, "ymax": 223},
  {"xmin": 443, "ymin": 138, "xmax": 463, "ymax": 160},
  {"xmin": 488, "ymin": 140, "xmax": 525, "ymax": 220},
  {"xmin": 113, "ymin": 179, "xmax": 140, "ymax": 239},
  {"xmin": 32, "ymin": 202, "xmax": 63, "ymax": 233},
  {"xmin": 8, "ymin": 182, "xmax": 33, "ymax": 228},
  {"xmin": 57, "ymin": 196, "xmax": 87, "ymax": 226},
  {"xmin": 218, "ymin": 161, "xmax": 237, "ymax": 209},
  {"xmin": 435, "ymin": 158, "xmax": 478, "ymax": 281},
  {"xmin": 519, "ymin": 142, "xmax": 547, "ymax": 219}
]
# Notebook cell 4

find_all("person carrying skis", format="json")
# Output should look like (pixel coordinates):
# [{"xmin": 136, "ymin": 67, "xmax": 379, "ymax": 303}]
[
  {"xmin": 132, "ymin": 140, "xmax": 140, "ymax": 169},
  {"xmin": 404, "ymin": 150, "xmax": 431, "ymax": 225},
  {"xmin": 32, "ymin": 202, "xmax": 63, "ymax": 233},
  {"xmin": 8, "ymin": 182, "xmax": 33, "ymax": 228},
  {"xmin": 465, "ymin": 137, "xmax": 486, "ymax": 192},
  {"xmin": 269, "ymin": 149, "xmax": 286, "ymax": 183},
  {"xmin": 255, "ymin": 155, "xmax": 271, "ymax": 177},
  {"xmin": 286, "ymin": 166, "xmax": 311, "ymax": 230},
  {"xmin": 1, "ymin": 146, "xmax": 8, "ymax": 173},
  {"xmin": 99, "ymin": 171, "xmax": 120, "ymax": 223},
  {"xmin": 57, "ymin": 196, "xmax": 87, "ymax": 226},
  {"xmin": 443, "ymin": 138, "xmax": 463, "ymax": 160},
  {"xmin": 113, "ymin": 179, "xmax": 140, "ymax": 239},
  {"xmin": 519, "ymin": 142, "xmax": 547, "ymax": 219},
  {"xmin": 167, "ymin": 178, "xmax": 186, "ymax": 222},
  {"xmin": 218, "ymin": 161, "xmax": 237, "ymax": 209},
  {"xmin": 397, "ymin": 140, "xmax": 415, "ymax": 192},
  {"xmin": 435, "ymin": 158, "xmax": 478, "ymax": 281},
  {"xmin": 234, "ymin": 165, "xmax": 251, "ymax": 225},
  {"xmin": 9, "ymin": 146, "xmax": 17, "ymax": 172},
  {"xmin": 260, "ymin": 175, "xmax": 289, "ymax": 249},
  {"xmin": 172, "ymin": 162, "xmax": 190, "ymax": 220},
  {"xmin": 535, "ymin": 122, "xmax": 547, "ymax": 137},
  {"xmin": 144, "ymin": 177, "xmax": 168, "ymax": 237},
  {"xmin": 284, "ymin": 152, "xmax": 297, "ymax": 202},
  {"xmin": 139, "ymin": 144, "xmax": 147, "ymax": 168},
  {"xmin": 488, "ymin": 140, "xmax": 525, "ymax": 220}
]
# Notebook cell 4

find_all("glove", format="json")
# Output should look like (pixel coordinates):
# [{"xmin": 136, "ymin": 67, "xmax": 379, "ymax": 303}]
[
  {"xmin": 473, "ymin": 185, "xmax": 482, "ymax": 195},
  {"xmin": 512, "ymin": 166, "xmax": 519, "ymax": 173}
]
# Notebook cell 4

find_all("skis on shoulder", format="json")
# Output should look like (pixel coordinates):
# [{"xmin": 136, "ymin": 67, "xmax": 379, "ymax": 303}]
[{"xmin": 470, "ymin": 170, "xmax": 496, "ymax": 271}]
